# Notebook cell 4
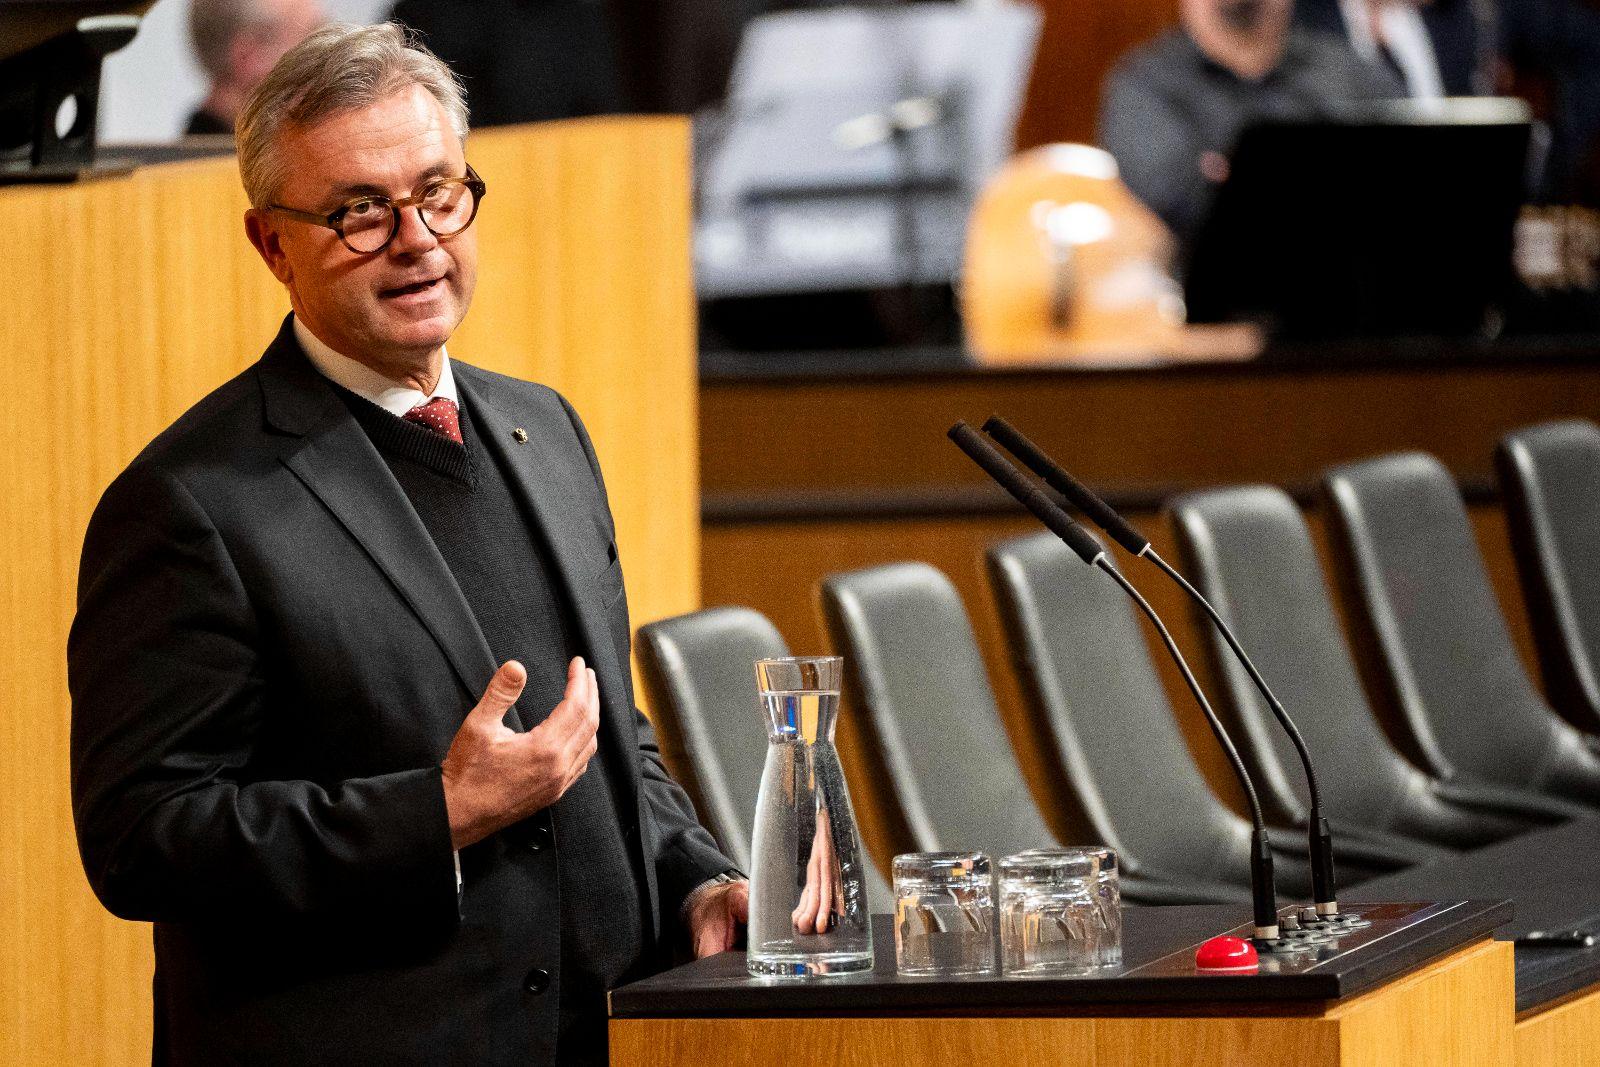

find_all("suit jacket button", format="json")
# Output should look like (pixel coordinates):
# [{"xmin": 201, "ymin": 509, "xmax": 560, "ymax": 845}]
[
  {"xmin": 524, "ymin": 967, "xmax": 551, "ymax": 995},
  {"xmin": 527, "ymin": 825, "xmax": 553, "ymax": 851}
]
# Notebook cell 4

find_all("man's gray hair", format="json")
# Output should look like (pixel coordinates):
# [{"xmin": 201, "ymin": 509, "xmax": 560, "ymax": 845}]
[{"xmin": 236, "ymin": 22, "xmax": 469, "ymax": 210}]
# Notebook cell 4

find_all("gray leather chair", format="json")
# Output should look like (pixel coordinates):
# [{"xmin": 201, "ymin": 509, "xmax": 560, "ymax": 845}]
[
  {"xmin": 636, "ymin": 606, "xmax": 894, "ymax": 912},
  {"xmin": 822, "ymin": 560, "xmax": 1253, "ymax": 906},
  {"xmin": 1497, "ymin": 419, "xmax": 1600, "ymax": 739},
  {"xmin": 984, "ymin": 533, "xmax": 1418, "ymax": 902},
  {"xmin": 1170, "ymin": 485, "xmax": 1558, "ymax": 851},
  {"xmin": 1323, "ymin": 452, "xmax": 1600, "ymax": 810}
]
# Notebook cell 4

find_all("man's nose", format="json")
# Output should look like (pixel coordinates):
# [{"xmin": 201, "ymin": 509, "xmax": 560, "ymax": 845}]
[{"xmin": 388, "ymin": 204, "xmax": 439, "ymax": 256}]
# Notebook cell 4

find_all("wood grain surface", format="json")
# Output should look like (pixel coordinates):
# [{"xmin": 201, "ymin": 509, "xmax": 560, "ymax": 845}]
[
  {"xmin": 1516, "ymin": 983, "xmax": 1600, "ymax": 1066},
  {"xmin": 610, "ymin": 939, "xmax": 1514, "ymax": 1066},
  {"xmin": 0, "ymin": 116, "xmax": 697, "ymax": 1066}
]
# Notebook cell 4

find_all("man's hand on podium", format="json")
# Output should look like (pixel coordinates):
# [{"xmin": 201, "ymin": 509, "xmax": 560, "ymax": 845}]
[{"xmin": 689, "ymin": 880, "xmax": 750, "ymax": 959}]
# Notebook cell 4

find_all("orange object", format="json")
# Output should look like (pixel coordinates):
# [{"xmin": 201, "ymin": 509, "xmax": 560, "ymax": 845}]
[{"xmin": 962, "ymin": 143, "xmax": 1186, "ymax": 364}]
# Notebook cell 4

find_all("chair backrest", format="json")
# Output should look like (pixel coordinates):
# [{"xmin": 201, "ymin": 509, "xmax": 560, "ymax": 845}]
[
  {"xmin": 636, "ymin": 607, "xmax": 786, "ymax": 873},
  {"xmin": 637, "ymin": 606, "xmax": 896, "ymax": 911},
  {"xmin": 1168, "ymin": 485, "xmax": 1429, "ymax": 826},
  {"xmin": 1497, "ymin": 419, "xmax": 1600, "ymax": 732},
  {"xmin": 819, "ymin": 562, "xmax": 1058, "ymax": 859},
  {"xmin": 984, "ymin": 533, "xmax": 1251, "ymax": 882},
  {"xmin": 1321, "ymin": 451, "xmax": 1591, "ymax": 789}
]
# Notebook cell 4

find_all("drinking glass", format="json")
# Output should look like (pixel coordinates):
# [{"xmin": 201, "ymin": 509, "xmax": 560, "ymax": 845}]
[
  {"xmin": 893, "ymin": 851, "xmax": 996, "ymax": 977},
  {"xmin": 999, "ymin": 847, "xmax": 1122, "ymax": 976}
]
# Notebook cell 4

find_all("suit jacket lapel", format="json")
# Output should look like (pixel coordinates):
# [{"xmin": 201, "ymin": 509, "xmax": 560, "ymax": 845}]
[
  {"xmin": 458, "ymin": 368, "xmax": 642, "ymax": 806},
  {"xmin": 256, "ymin": 320, "xmax": 499, "ymax": 708}
]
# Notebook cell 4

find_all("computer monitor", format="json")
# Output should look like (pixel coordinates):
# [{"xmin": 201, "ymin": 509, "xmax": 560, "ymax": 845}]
[
  {"xmin": 1183, "ymin": 98, "xmax": 1532, "ymax": 339},
  {"xmin": 1, "ymin": 1, "xmax": 149, "ymax": 179}
]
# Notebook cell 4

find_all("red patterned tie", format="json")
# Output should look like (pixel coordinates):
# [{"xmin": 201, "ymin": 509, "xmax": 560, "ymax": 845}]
[{"xmin": 403, "ymin": 397, "xmax": 462, "ymax": 444}]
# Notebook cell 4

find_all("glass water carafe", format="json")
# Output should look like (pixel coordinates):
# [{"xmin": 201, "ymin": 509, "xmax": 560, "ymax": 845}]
[{"xmin": 747, "ymin": 656, "xmax": 875, "ymax": 978}]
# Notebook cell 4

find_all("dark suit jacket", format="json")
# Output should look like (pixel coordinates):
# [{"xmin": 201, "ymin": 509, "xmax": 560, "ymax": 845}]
[{"xmin": 68, "ymin": 319, "xmax": 730, "ymax": 1063}]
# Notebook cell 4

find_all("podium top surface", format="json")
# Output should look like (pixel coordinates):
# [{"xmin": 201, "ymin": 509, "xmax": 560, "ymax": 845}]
[
  {"xmin": 1353, "ymin": 817, "xmax": 1600, "ymax": 1012},
  {"xmin": 610, "ymin": 899, "xmax": 1509, "ymax": 1018}
]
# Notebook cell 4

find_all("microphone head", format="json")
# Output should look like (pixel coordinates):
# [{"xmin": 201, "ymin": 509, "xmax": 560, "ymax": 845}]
[
  {"xmin": 948, "ymin": 421, "xmax": 1104, "ymax": 565},
  {"xmin": 981, "ymin": 415, "xmax": 1151, "ymax": 555}
]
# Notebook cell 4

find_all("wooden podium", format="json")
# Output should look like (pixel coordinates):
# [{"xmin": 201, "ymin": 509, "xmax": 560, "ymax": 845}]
[
  {"xmin": 0, "ymin": 117, "xmax": 699, "ymax": 1067},
  {"xmin": 610, "ymin": 906, "xmax": 1517, "ymax": 1067}
]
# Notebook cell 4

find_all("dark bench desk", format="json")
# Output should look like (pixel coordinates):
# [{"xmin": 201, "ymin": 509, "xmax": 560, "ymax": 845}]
[
  {"xmin": 610, "ymin": 902, "xmax": 1513, "ymax": 1066},
  {"xmin": 1352, "ymin": 817, "xmax": 1600, "ymax": 1064}
]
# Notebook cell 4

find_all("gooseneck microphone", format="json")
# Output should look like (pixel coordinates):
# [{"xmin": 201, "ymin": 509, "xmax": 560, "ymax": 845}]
[
  {"xmin": 948, "ymin": 422, "xmax": 1283, "ymax": 941},
  {"xmin": 980, "ymin": 415, "xmax": 1354, "ymax": 926}
]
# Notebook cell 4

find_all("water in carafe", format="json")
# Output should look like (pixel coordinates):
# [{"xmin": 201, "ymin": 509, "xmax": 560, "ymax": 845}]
[{"xmin": 747, "ymin": 658, "xmax": 874, "ymax": 978}]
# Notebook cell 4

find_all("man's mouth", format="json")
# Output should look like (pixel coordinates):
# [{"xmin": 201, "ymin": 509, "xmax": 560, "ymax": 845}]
[{"xmin": 381, "ymin": 276, "xmax": 443, "ymax": 299}]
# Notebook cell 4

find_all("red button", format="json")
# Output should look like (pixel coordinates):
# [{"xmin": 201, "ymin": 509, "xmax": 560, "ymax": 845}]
[{"xmin": 1195, "ymin": 935, "xmax": 1259, "ymax": 972}]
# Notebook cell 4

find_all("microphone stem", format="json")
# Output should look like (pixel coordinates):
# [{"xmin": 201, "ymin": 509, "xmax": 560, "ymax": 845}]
[
  {"xmin": 1097, "ymin": 559, "xmax": 1269, "ymax": 838},
  {"xmin": 1142, "ymin": 549, "xmax": 1325, "ymax": 813},
  {"xmin": 1143, "ymin": 547, "xmax": 1340, "ymax": 910},
  {"xmin": 1097, "ymin": 558, "xmax": 1281, "ymax": 937}
]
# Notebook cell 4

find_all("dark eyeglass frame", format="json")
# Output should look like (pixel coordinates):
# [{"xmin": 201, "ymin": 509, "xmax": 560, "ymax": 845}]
[{"xmin": 268, "ymin": 164, "xmax": 487, "ymax": 254}]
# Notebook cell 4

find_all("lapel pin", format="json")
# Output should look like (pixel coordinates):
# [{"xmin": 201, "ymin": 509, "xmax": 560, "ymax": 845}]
[{"xmin": 512, "ymin": 428, "xmax": 528, "ymax": 443}]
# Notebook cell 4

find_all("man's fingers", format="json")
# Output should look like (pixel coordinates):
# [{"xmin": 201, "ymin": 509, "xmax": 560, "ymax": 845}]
[
  {"xmin": 471, "ymin": 661, "xmax": 526, "ymax": 725},
  {"xmin": 694, "ymin": 922, "xmax": 723, "ymax": 960}
]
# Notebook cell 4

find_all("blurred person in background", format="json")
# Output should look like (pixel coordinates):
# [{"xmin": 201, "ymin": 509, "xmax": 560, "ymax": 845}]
[
  {"xmin": 186, "ymin": 0, "xmax": 327, "ymax": 136},
  {"xmin": 1097, "ymin": 0, "xmax": 1401, "ymax": 255},
  {"xmin": 1298, "ymin": 0, "xmax": 1496, "ymax": 98},
  {"xmin": 1299, "ymin": 0, "xmax": 1600, "ymax": 201}
]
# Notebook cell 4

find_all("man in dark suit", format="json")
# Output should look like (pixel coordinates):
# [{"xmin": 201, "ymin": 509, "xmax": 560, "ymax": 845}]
[
  {"xmin": 1098, "ymin": 0, "xmax": 1400, "ymax": 254},
  {"xmin": 68, "ymin": 21, "xmax": 745, "ymax": 1065}
]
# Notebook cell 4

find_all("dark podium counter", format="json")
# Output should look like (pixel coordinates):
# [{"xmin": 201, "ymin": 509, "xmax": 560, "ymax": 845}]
[
  {"xmin": 1353, "ymin": 817, "xmax": 1600, "ymax": 1015},
  {"xmin": 609, "ymin": 901, "xmax": 1514, "ymax": 1065},
  {"xmin": 612, "ymin": 901, "xmax": 1508, "ymax": 1018}
]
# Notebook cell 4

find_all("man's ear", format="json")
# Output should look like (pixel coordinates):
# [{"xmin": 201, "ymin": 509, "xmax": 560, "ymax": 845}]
[{"xmin": 245, "ymin": 209, "xmax": 293, "ymax": 286}]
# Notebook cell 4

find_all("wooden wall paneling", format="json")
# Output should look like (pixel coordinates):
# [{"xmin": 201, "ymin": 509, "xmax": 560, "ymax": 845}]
[
  {"xmin": 700, "ymin": 364, "xmax": 1600, "ymax": 502},
  {"xmin": 1013, "ymin": 0, "xmax": 1180, "ymax": 150},
  {"xmin": 0, "ymin": 116, "xmax": 697, "ymax": 1066}
]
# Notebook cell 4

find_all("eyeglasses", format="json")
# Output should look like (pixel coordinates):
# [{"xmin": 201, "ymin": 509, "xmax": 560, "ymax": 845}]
[{"xmin": 268, "ymin": 164, "xmax": 487, "ymax": 254}]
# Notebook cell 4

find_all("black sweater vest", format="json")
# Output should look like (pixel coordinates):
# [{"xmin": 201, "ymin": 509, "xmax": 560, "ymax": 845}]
[{"xmin": 342, "ymin": 389, "xmax": 645, "ymax": 1063}]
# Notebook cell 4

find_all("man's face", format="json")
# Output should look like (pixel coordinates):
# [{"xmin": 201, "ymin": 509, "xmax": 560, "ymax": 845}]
[{"xmin": 246, "ymin": 83, "xmax": 478, "ymax": 376}]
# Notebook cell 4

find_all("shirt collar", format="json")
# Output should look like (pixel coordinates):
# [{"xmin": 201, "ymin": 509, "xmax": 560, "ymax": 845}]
[{"xmin": 292, "ymin": 315, "xmax": 458, "ymax": 419}]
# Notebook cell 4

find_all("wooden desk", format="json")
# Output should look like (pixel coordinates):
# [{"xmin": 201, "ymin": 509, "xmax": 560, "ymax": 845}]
[
  {"xmin": 1352, "ymin": 818, "xmax": 1600, "ymax": 1065},
  {"xmin": 610, "ymin": 904, "xmax": 1516, "ymax": 1067}
]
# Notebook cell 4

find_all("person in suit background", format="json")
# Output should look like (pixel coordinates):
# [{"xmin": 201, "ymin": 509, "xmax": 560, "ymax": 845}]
[
  {"xmin": 185, "ymin": 0, "xmax": 327, "ymax": 136},
  {"xmin": 1097, "ymin": 0, "xmax": 1400, "ymax": 255},
  {"xmin": 1298, "ymin": 0, "xmax": 1600, "ymax": 200},
  {"xmin": 69, "ymin": 21, "xmax": 746, "ymax": 1064},
  {"xmin": 1296, "ymin": 0, "xmax": 1497, "ymax": 98}
]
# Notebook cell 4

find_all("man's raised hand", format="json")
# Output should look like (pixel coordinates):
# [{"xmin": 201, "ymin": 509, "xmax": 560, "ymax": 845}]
[{"xmin": 441, "ymin": 657, "xmax": 601, "ymax": 849}]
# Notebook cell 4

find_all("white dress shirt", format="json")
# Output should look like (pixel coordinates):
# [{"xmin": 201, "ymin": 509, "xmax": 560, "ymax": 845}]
[
  {"xmin": 293, "ymin": 315, "xmax": 458, "ymax": 417},
  {"xmin": 1338, "ymin": 0, "xmax": 1446, "ymax": 100}
]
